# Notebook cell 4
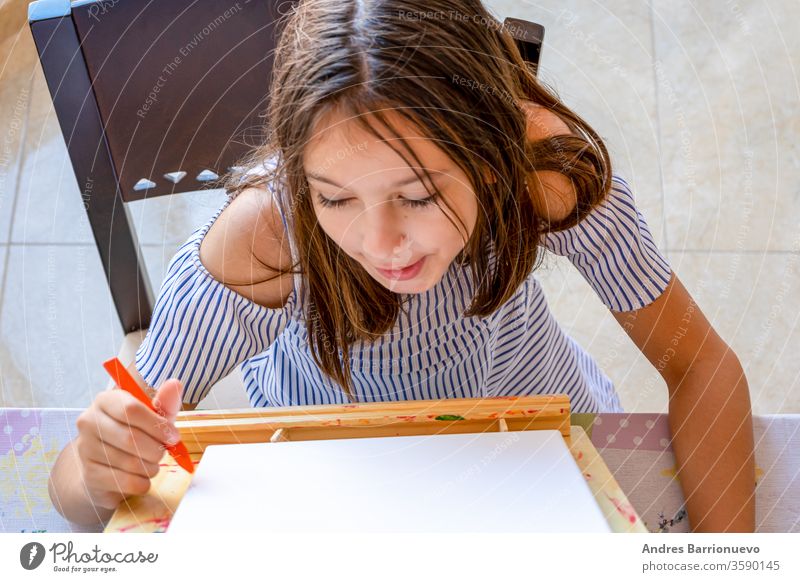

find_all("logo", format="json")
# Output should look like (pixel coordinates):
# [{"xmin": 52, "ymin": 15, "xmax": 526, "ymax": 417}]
[{"xmin": 20, "ymin": 542, "xmax": 46, "ymax": 570}]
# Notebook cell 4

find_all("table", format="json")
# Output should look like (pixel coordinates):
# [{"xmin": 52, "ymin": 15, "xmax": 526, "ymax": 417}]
[{"xmin": 2, "ymin": 409, "xmax": 797, "ymax": 533}]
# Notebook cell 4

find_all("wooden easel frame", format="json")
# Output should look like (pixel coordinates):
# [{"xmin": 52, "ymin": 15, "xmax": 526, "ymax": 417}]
[{"xmin": 105, "ymin": 395, "xmax": 647, "ymax": 533}]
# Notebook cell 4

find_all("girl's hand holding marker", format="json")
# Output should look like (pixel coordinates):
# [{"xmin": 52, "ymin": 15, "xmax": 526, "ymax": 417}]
[{"xmin": 68, "ymin": 360, "xmax": 189, "ymax": 514}]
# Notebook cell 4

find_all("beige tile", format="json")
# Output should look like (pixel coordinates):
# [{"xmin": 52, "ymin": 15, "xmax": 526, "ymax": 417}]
[
  {"xmin": 536, "ymin": 253, "xmax": 671, "ymax": 413},
  {"xmin": 537, "ymin": 248, "xmax": 800, "ymax": 415},
  {"xmin": 0, "ymin": 25, "xmax": 37, "ymax": 239},
  {"xmin": 0, "ymin": 244, "xmax": 18, "ymax": 406},
  {"xmin": 127, "ymin": 188, "xmax": 228, "ymax": 247},
  {"xmin": 653, "ymin": 0, "xmax": 800, "ymax": 252},
  {"xmin": 0, "ymin": 243, "xmax": 5, "ymax": 288},
  {"xmin": 669, "ymin": 250, "xmax": 800, "ymax": 415},
  {"xmin": 537, "ymin": 247, "xmax": 800, "ymax": 415},
  {"xmin": 139, "ymin": 245, "xmax": 172, "ymax": 292},
  {"xmin": 12, "ymin": 62, "xmax": 225, "ymax": 246},
  {"xmin": 12, "ymin": 63, "xmax": 94, "ymax": 243},
  {"xmin": 0, "ymin": 244, "xmax": 124, "ymax": 407},
  {"xmin": 0, "ymin": 80, "xmax": 30, "ymax": 238},
  {"xmin": 486, "ymin": 0, "xmax": 665, "ymax": 246},
  {"xmin": 0, "ymin": 11, "xmax": 37, "ymax": 84},
  {"xmin": 7, "ymin": 5, "xmax": 230, "ymax": 247},
  {"xmin": 0, "ymin": 182, "xmax": 20, "ymax": 404},
  {"xmin": 0, "ymin": 0, "xmax": 33, "ymax": 50}
]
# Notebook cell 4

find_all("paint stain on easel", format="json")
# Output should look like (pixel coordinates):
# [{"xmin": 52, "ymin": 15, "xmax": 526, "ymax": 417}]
[
  {"xmin": 605, "ymin": 493, "xmax": 638, "ymax": 524},
  {"xmin": 116, "ymin": 516, "xmax": 172, "ymax": 533},
  {"xmin": 435, "ymin": 415, "xmax": 465, "ymax": 421}
]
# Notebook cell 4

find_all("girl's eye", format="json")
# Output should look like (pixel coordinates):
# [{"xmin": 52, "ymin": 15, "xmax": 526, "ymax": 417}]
[
  {"xmin": 315, "ymin": 194, "xmax": 349, "ymax": 208},
  {"xmin": 401, "ymin": 194, "xmax": 438, "ymax": 208},
  {"xmin": 316, "ymin": 193, "xmax": 439, "ymax": 208}
]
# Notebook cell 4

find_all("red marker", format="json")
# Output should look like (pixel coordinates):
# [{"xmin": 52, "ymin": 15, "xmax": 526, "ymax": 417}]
[{"xmin": 102, "ymin": 357, "xmax": 195, "ymax": 474}]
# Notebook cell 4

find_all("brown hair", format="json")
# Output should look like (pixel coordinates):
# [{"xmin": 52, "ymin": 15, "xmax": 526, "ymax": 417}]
[{"xmin": 221, "ymin": 0, "xmax": 612, "ymax": 401}]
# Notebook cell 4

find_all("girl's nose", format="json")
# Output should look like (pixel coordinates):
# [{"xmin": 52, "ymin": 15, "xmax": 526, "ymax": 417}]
[{"xmin": 359, "ymin": 205, "xmax": 410, "ymax": 263}]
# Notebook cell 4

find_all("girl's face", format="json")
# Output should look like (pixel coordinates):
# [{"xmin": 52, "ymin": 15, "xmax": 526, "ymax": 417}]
[{"xmin": 304, "ymin": 109, "xmax": 483, "ymax": 294}]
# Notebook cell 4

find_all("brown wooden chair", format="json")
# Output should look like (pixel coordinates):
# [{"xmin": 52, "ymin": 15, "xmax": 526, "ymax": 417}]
[
  {"xmin": 27, "ymin": 0, "xmax": 543, "ymax": 406},
  {"xmin": 27, "ymin": 0, "xmax": 292, "ymax": 405},
  {"xmin": 27, "ymin": 0, "xmax": 291, "ymax": 333}
]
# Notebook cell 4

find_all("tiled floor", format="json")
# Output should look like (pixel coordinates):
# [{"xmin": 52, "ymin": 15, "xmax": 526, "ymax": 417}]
[{"xmin": 0, "ymin": 0, "xmax": 797, "ymax": 412}]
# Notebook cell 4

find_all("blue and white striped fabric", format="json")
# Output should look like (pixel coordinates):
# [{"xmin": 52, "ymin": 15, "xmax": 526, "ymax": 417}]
[{"xmin": 135, "ymin": 173, "xmax": 672, "ymax": 413}]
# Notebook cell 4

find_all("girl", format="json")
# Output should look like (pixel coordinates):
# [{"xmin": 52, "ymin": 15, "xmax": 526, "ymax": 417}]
[{"xmin": 50, "ymin": 0, "xmax": 754, "ymax": 531}]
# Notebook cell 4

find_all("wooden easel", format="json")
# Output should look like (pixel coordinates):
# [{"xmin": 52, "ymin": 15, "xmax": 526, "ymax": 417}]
[{"xmin": 105, "ymin": 395, "xmax": 646, "ymax": 533}]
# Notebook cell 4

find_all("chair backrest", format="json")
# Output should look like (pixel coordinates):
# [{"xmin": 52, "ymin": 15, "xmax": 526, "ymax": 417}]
[
  {"xmin": 27, "ymin": 0, "xmax": 543, "ymax": 334},
  {"xmin": 27, "ymin": 0, "xmax": 290, "ymax": 332}
]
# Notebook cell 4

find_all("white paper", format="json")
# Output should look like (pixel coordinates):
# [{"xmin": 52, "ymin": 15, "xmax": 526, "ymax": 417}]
[{"xmin": 167, "ymin": 429, "xmax": 611, "ymax": 533}]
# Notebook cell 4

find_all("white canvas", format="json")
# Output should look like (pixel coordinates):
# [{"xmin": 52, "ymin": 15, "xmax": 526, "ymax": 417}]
[{"xmin": 167, "ymin": 429, "xmax": 611, "ymax": 533}]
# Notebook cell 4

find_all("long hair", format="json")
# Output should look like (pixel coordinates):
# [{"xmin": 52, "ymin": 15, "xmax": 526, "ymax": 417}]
[{"xmin": 221, "ymin": 0, "xmax": 612, "ymax": 401}]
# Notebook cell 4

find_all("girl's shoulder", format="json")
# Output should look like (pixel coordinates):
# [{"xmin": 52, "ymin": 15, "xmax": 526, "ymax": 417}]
[{"xmin": 198, "ymin": 186, "xmax": 295, "ymax": 309}]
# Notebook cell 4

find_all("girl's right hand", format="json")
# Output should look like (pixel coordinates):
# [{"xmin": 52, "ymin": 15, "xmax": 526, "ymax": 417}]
[{"xmin": 74, "ymin": 379, "xmax": 184, "ymax": 511}]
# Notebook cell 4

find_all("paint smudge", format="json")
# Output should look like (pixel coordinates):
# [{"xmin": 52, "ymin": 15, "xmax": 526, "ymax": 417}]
[
  {"xmin": 605, "ymin": 493, "xmax": 638, "ymax": 525},
  {"xmin": 116, "ymin": 516, "xmax": 172, "ymax": 533},
  {"xmin": 435, "ymin": 415, "xmax": 465, "ymax": 421},
  {"xmin": 656, "ymin": 507, "xmax": 687, "ymax": 533},
  {"xmin": 660, "ymin": 465, "xmax": 678, "ymax": 479}
]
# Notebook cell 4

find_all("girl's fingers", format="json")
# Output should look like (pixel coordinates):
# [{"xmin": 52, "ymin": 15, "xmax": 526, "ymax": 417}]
[
  {"xmin": 96, "ymin": 389, "xmax": 180, "ymax": 446},
  {"xmin": 152, "ymin": 379, "xmax": 183, "ymax": 423},
  {"xmin": 81, "ymin": 436, "xmax": 161, "ymax": 480},
  {"xmin": 82, "ymin": 459, "xmax": 154, "ymax": 503},
  {"xmin": 77, "ymin": 409, "xmax": 165, "ymax": 466}
]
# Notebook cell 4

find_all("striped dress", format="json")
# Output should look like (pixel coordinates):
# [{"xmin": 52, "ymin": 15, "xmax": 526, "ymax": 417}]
[{"xmin": 135, "ymin": 172, "xmax": 672, "ymax": 413}]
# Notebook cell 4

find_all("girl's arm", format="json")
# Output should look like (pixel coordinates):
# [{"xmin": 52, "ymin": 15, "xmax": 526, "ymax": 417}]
[
  {"xmin": 612, "ymin": 271, "xmax": 756, "ymax": 532},
  {"xmin": 523, "ymin": 101, "xmax": 755, "ymax": 531}
]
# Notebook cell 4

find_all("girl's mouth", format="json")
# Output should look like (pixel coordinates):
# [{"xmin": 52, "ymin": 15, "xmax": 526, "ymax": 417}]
[{"xmin": 374, "ymin": 256, "xmax": 427, "ymax": 281}]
